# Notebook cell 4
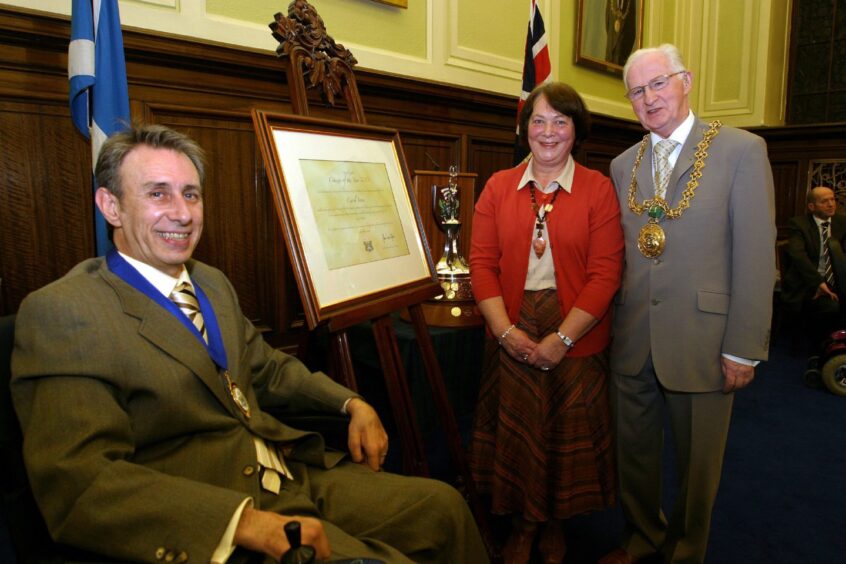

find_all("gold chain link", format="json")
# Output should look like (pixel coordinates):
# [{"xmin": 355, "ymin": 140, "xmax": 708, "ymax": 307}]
[{"xmin": 627, "ymin": 120, "xmax": 722, "ymax": 219}]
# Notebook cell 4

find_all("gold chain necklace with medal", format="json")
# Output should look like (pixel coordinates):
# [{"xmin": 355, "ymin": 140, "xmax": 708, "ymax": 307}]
[
  {"xmin": 626, "ymin": 120, "xmax": 722, "ymax": 258},
  {"xmin": 529, "ymin": 182, "xmax": 562, "ymax": 258}
]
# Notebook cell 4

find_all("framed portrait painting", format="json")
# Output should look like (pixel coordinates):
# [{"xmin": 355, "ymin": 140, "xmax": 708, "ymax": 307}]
[
  {"xmin": 575, "ymin": 0, "xmax": 644, "ymax": 75},
  {"xmin": 371, "ymin": 0, "xmax": 407, "ymax": 7},
  {"xmin": 252, "ymin": 110, "xmax": 438, "ymax": 330}
]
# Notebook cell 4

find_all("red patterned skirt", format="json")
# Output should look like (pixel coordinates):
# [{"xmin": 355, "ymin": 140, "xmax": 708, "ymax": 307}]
[{"xmin": 468, "ymin": 289, "xmax": 616, "ymax": 521}]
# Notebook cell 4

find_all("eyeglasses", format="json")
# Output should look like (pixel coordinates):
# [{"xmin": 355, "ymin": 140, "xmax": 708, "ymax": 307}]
[{"xmin": 625, "ymin": 71, "xmax": 687, "ymax": 101}]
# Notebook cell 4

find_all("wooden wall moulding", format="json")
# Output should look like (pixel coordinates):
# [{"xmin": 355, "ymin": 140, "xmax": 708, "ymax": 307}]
[
  {"xmin": 750, "ymin": 123, "xmax": 846, "ymax": 237},
  {"xmin": 0, "ymin": 6, "xmax": 519, "ymax": 333},
  {"xmin": 808, "ymin": 159, "xmax": 846, "ymax": 205},
  {"xmin": 10, "ymin": 5, "xmax": 841, "ymax": 336}
]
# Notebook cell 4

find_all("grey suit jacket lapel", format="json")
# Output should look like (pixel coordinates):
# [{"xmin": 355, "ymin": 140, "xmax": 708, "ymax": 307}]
[
  {"xmin": 98, "ymin": 262, "xmax": 233, "ymax": 413},
  {"xmin": 635, "ymin": 137, "xmax": 653, "ymax": 202}
]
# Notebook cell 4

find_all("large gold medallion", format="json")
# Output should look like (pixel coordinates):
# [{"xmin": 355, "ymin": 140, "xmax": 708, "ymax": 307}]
[
  {"xmin": 625, "ymin": 121, "xmax": 723, "ymax": 260},
  {"xmin": 638, "ymin": 222, "xmax": 666, "ymax": 258}
]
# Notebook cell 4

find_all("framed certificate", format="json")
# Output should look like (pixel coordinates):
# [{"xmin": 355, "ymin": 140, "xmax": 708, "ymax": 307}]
[{"xmin": 252, "ymin": 110, "xmax": 437, "ymax": 330}]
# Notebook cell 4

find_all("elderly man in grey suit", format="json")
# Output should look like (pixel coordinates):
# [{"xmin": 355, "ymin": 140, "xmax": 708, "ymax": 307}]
[
  {"xmin": 601, "ymin": 44, "xmax": 776, "ymax": 564},
  {"xmin": 11, "ymin": 124, "xmax": 487, "ymax": 563}
]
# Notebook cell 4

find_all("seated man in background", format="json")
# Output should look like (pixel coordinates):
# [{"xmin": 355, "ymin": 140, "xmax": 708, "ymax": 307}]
[
  {"xmin": 782, "ymin": 186, "xmax": 846, "ymax": 353},
  {"xmin": 11, "ymin": 124, "xmax": 487, "ymax": 564}
]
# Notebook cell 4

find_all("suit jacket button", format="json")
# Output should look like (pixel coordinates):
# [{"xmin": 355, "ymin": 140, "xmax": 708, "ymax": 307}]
[
  {"xmin": 165, "ymin": 551, "xmax": 176, "ymax": 562},
  {"xmin": 175, "ymin": 551, "xmax": 189, "ymax": 563},
  {"xmin": 243, "ymin": 465, "xmax": 256, "ymax": 476},
  {"xmin": 156, "ymin": 547, "xmax": 166, "ymax": 560}
]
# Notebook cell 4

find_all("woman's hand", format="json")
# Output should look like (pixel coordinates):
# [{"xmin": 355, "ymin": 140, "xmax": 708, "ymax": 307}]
[
  {"xmin": 527, "ymin": 332, "xmax": 569, "ymax": 372},
  {"xmin": 500, "ymin": 326, "xmax": 538, "ymax": 364}
]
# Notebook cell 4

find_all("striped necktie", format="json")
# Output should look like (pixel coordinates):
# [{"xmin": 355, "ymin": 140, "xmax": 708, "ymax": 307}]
[
  {"xmin": 654, "ymin": 139, "xmax": 679, "ymax": 200},
  {"xmin": 822, "ymin": 221, "xmax": 836, "ymax": 289},
  {"xmin": 170, "ymin": 281, "xmax": 208, "ymax": 343}
]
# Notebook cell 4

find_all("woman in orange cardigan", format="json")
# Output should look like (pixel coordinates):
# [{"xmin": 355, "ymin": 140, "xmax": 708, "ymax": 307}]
[{"xmin": 468, "ymin": 82, "xmax": 624, "ymax": 564}]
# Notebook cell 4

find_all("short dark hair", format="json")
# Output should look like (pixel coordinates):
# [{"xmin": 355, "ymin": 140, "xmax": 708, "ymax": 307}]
[
  {"xmin": 95, "ymin": 124, "xmax": 206, "ymax": 199},
  {"xmin": 518, "ymin": 82, "xmax": 591, "ymax": 154}
]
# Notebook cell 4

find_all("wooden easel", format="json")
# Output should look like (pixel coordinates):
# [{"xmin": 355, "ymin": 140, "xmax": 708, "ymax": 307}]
[{"xmin": 269, "ymin": 1, "xmax": 495, "ymax": 557}]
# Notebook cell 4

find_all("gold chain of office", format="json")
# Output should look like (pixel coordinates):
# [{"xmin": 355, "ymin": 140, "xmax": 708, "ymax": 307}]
[{"xmin": 626, "ymin": 120, "xmax": 722, "ymax": 257}]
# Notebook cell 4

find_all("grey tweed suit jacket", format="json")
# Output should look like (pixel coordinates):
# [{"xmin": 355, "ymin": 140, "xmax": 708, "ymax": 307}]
[{"xmin": 11, "ymin": 258, "xmax": 354, "ymax": 562}]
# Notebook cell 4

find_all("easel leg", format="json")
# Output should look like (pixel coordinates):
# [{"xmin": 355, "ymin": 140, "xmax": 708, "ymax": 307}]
[
  {"xmin": 371, "ymin": 315, "xmax": 430, "ymax": 477},
  {"xmin": 328, "ymin": 331, "xmax": 358, "ymax": 391}
]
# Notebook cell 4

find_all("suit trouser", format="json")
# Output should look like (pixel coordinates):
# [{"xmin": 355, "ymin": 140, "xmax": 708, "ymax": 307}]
[
  {"xmin": 611, "ymin": 355, "xmax": 734, "ymax": 564},
  {"xmin": 251, "ymin": 460, "xmax": 488, "ymax": 563}
]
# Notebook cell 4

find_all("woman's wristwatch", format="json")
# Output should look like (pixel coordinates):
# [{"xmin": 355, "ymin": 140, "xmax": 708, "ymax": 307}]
[{"xmin": 556, "ymin": 331, "xmax": 575, "ymax": 349}]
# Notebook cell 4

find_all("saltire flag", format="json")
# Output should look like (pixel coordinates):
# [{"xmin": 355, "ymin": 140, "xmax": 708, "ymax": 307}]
[
  {"xmin": 69, "ymin": 0, "xmax": 131, "ymax": 256},
  {"xmin": 514, "ymin": 0, "xmax": 552, "ymax": 165}
]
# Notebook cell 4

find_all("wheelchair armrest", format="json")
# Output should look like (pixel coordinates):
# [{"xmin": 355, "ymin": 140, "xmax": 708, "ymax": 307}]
[{"xmin": 265, "ymin": 410, "xmax": 350, "ymax": 451}]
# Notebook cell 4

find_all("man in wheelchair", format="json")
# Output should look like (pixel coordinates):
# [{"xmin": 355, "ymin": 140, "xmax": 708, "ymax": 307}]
[
  {"xmin": 782, "ymin": 185, "xmax": 846, "ymax": 396},
  {"xmin": 10, "ymin": 124, "xmax": 488, "ymax": 563}
]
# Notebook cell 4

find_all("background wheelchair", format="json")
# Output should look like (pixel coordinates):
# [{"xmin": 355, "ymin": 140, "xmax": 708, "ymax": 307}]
[{"xmin": 803, "ymin": 328, "xmax": 846, "ymax": 396}]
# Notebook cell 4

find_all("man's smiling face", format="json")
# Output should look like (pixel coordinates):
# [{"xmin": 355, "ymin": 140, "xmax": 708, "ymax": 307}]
[
  {"xmin": 626, "ymin": 51, "xmax": 691, "ymax": 138},
  {"xmin": 102, "ymin": 145, "xmax": 204, "ymax": 276}
]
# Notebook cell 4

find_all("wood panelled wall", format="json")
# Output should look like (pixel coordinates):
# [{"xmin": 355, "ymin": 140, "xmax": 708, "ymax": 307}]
[
  {"xmin": 750, "ymin": 123, "xmax": 846, "ymax": 240},
  {"xmin": 3, "ymin": 8, "xmax": 845, "ymax": 349}
]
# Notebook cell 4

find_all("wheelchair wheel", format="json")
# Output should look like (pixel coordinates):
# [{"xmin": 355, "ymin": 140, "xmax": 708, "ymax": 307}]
[
  {"xmin": 820, "ymin": 354, "xmax": 846, "ymax": 397},
  {"xmin": 803, "ymin": 368, "xmax": 822, "ymax": 388}
]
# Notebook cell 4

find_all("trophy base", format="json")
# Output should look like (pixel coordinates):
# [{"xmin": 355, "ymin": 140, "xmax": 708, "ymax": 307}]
[
  {"xmin": 401, "ymin": 300, "xmax": 483, "ymax": 328},
  {"xmin": 400, "ymin": 272, "xmax": 483, "ymax": 328}
]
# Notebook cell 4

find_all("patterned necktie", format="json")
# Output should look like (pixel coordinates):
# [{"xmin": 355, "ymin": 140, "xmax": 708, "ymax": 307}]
[
  {"xmin": 654, "ymin": 139, "xmax": 679, "ymax": 200},
  {"xmin": 170, "ymin": 281, "xmax": 208, "ymax": 343},
  {"xmin": 821, "ymin": 221, "xmax": 836, "ymax": 289}
]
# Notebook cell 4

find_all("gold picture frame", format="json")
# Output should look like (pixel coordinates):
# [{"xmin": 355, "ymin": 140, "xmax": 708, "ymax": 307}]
[
  {"xmin": 575, "ymin": 0, "xmax": 644, "ymax": 76},
  {"xmin": 252, "ymin": 110, "xmax": 437, "ymax": 330},
  {"xmin": 371, "ymin": 0, "xmax": 408, "ymax": 8}
]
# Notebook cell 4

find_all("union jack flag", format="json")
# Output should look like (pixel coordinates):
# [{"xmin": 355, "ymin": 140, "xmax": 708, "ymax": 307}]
[{"xmin": 514, "ymin": 0, "xmax": 552, "ymax": 164}]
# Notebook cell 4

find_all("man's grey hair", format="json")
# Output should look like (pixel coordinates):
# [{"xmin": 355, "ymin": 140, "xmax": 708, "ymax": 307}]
[{"xmin": 622, "ymin": 43, "xmax": 687, "ymax": 88}]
